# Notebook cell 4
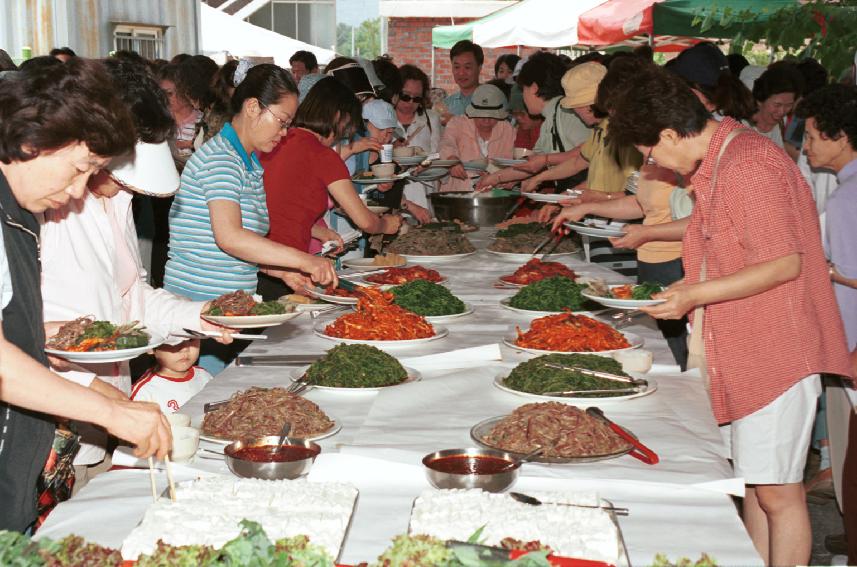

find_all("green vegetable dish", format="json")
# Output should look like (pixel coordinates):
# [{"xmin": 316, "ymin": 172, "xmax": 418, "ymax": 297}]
[
  {"xmin": 508, "ymin": 277, "xmax": 593, "ymax": 312},
  {"xmin": 503, "ymin": 353, "xmax": 633, "ymax": 397},
  {"xmin": 305, "ymin": 344, "xmax": 409, "ymax": 388},
  {"xmin": 631, "ymin": 282, "xmax": 664, "ymax": 300},
  {"xmin": 390, "ymin": 280, "xmax": 466, "ymax": 316}
]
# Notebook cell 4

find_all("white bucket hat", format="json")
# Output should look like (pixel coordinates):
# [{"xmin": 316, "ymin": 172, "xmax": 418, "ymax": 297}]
[
  {"xmin": 107, "ymin": 141, "xmax": 180, "ymax": 197},
  {"xmin": 465, "ymin": 84, "xmax": 508, "ymax": 120}
]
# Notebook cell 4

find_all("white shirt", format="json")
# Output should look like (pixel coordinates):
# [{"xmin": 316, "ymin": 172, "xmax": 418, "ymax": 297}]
[
  {"xmin": 40, "ymin": 190, "xmax": 206, "ymax": 464},
  {"xmin": 0, "ymin": 227, "xmax": 11, "ymax": 317},
  {"xmin": 398, "ymin": 109, "xmax": 443, "ymax": 209},
  {"xmin": 130, "ymin": 366, "xmax": 213, "ymax": 414}
]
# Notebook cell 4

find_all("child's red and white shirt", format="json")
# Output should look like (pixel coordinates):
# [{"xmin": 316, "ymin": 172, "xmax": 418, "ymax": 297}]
[{"xmin": 130, "ymin": 366, "xmax": 213, "ymax": 414}]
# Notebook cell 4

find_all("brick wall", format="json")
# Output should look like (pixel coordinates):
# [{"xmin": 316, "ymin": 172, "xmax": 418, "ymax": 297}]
[{"xmin": 386, "ymin": 16, "xmax": 542, "ymax": 95}]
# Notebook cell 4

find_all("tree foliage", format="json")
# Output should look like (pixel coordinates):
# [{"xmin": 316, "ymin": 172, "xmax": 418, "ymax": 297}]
[
  {"xmin": 692, "ymin": 1, "xmax": 857, "ymax": 79},
  {"xmin": 336, "ymin": 17, "xmax": 381, "ymax": 59}
]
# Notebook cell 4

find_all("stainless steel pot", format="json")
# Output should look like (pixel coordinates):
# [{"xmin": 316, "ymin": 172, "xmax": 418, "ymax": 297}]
[{"xmin": 429, "ymin": 192, "xmax": 518, "ymax": 227}]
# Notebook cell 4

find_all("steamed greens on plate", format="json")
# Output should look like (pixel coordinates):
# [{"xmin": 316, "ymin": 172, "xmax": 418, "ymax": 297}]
[
  {"xmin": 304, "ymin": 344, "xmax": 408, "ymax": 388},
  {"xmin": 508, "ymin": 277, "xmax": 591, "ymax": 312},
  {"xmin": 503, "ymin": 353, "xmax": 632, "ymax": 397},
  {"xmin": 390, "ymin": 280, "xmax": 466, "ymax": 316}
]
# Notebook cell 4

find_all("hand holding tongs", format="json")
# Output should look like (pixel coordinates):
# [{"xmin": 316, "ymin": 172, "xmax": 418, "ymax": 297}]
[{"xmin": 586, "ymin": 407, "xmax": 659, "ymax": 465}]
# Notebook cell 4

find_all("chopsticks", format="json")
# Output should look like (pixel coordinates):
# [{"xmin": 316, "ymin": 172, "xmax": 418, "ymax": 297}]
[{"xmin": 148, "ymin": 455, "xmax": 176, "ymax": 502}]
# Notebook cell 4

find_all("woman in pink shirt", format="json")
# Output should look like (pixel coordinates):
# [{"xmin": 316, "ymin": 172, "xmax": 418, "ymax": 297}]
[{"xmin": 439, "ymin": 84, "xmax": 515, "ymax": 193}]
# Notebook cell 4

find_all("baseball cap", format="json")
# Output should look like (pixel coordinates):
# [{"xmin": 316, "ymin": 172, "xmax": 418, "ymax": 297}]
[
  {"xmin": 363, "ymin": 98, "xmax": 400, "ymax": 131},
  {"xmin": 669, "ymin": 42, "xmax": 729, "ymax": 89}
]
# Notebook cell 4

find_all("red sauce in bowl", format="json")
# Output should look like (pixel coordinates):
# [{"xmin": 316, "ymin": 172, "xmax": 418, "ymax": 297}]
[
  {"xmin": 233, "ymin": 445, "xmax": 318, "ymax": 463},
  {"xmin": 427, "ymin": 455, "xmax": 515, "ymax": 475}
]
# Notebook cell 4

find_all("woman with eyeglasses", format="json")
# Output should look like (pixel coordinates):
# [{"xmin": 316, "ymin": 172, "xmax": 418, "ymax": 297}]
[
  {"xmin": 394, "ymin": 64, "xmax": 442, "ymax": 218},
  {"xmin": 166, "ymin": 64, "xmax": 337, "ymax": 373}
]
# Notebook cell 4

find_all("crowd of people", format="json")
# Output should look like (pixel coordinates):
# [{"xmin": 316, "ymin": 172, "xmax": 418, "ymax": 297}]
[{"xmin": 0, "ymin": 36, "xmax": 856, "ymax": 566}]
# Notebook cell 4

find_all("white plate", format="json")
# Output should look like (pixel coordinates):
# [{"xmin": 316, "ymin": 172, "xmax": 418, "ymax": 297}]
[
  {"xmin": 341, "ymin": 257, "xmax": 408, "ymax": 269},
  {"xmin": 495, "ymin": 277, "xmax": 527, "ymax": 288},
  {"xmin": 492, "ymin": 157, "xmax": 527, "ymax": 167},
  {"xmin": 313, "ymin": 320, "xmax": 449, "ymax": 347},
  {"xmin": 492, "ymin": 373, "xmax": 658, "ymax": 404},
  {"xmin": 202, "ymin": 312, "xmax": 301, "ymax": 329},
  {"xmin": 462, "ymin": 160, "xmax": 488, "ymax": 171},
  {"xmin": 197, "ymin": 415, "xmax": 342, "ymax": 445},
  {"xmin": 409, "ymin": 167, "xmax": 448, "ymax": 182},
  {"xmin": 288, "ymin": 366, "xmax": 421, "ymax": 392},
  {"xmin": 362, "ymin": 274, "xmax": 448, "ymax": 286},
  {"xmin": 304, "ymin": 285, "xmax": 361, "ymax": 305},
  {"xmin": 352, "ymin": 176, "xmax": 398, "ymax": 185},
  {"xmin": 499, "ymin": 298, "xmax": 594, "ymax": 318},
  {"xmin": 423, "ymin": 304, "xmax": 474, "ymax": 323},
  {"xmin": 503, "ymin": 330, "xmax": 644, "ymax": 356},
  {"xmin": 485, "ymin": 249, "xmax": 576, "ymax": 262},
  {"xmin": 393, "ymin": 155, "xmax": 425, "ymax": 166},
  {"xmin": 45, "ymin": 334, "xmax": 166, "ymax": 363},
  {"xmin": 522, "ymin": 190, "xmax": 582, "ymax": 203},
  {"xmin": 292, "ymin": 303, "xmax": 341, "ymax": 313},
  {"xmin": 367, "ymin": 205, "xmax": 390, "ymax": 214},
  {"xmin": 398, "ymin": 251, "xmax": 477, "ymax": 264},
  {"xmin": 430, "ymin": 159, "xmax": 459, "ymax": 167},
  {"xmin": 564, "ymin": 221, "xmax": 626, "ymax": 238},
  {"xmin": 581, "ymin": 286, "xmax": 666, "ymax": 309}
]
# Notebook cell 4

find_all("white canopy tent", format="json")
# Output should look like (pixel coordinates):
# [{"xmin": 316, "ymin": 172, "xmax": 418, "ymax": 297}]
[
  {"xmin": 470, "ymin": 0, "xmax": 606, "ymax": 48},
  {"xmin": 200, "ymin": 3, "xmax": 335, "ymax": 68}
]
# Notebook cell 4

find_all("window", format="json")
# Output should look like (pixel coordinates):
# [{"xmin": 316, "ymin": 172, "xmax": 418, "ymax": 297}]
[
  {"xmin": 113, "ymin": 24, "xmax": 164, "ymax": 60},
  {"xmin": 249, "ymin": 1, "xmax": 335, "ymax": 50}
]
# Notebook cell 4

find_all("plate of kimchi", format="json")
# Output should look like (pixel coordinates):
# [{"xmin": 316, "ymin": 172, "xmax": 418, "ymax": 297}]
[
  {"xmin": 202, "ymin": 290, "xmax": 301, "ymax": 329},
  {"xmin": 361, "ymin": 265, "xmax": 446, "ymax": 285},
  {"xmin": 314, "ymin": 287, "xmax": 448, "ymax": 347},
  {"xmin": 498, "ymin": 258, "xmax": 577, "ymax": 287},
  {"xmin": 45, "ymin": 317, "xmax": 165, "ymax": 363},
  {"xmin": 503, "ymin": 312, "xmax": 643, "ymax": 356}
]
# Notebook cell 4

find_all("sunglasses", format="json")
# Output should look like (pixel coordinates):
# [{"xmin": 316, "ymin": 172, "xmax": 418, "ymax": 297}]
[{"xmin": 398, "ymin": 93, "xmax": 423, "ymax": 104}]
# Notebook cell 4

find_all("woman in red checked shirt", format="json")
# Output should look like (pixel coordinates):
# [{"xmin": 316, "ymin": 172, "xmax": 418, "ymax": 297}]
[{"xmin": 606, "ymin": 65, "xmax": 852, "ymax": 566}]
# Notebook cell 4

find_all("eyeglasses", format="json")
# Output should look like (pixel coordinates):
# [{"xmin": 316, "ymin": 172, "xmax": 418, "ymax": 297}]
[
  {"xmin": 398, "ymin": 93, "xmax": 423, "ymax": 104},
  {"xmin": 262, "ymin": 104, "xmax": 292, "ymax": 131},
  {"xmin": 645, "ymin": 147, "xmax": 657, "ymax": 166}
]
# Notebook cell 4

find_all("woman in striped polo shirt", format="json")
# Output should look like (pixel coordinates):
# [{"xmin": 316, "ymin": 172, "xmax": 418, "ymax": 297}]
[{"xmin": 166, "ymin": 64, "xmax": 336, "ymax": 372}]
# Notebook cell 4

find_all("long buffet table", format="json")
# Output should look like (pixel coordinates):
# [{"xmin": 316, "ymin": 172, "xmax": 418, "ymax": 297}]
[{"xmin": 37, "ymin": 230, "xmax": 764, "ymax": 565}]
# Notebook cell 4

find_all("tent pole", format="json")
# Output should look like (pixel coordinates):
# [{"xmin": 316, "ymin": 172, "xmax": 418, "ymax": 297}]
[
  {"xmin": 431, "ymin": 45, "xmax": 436, "ymax": 87},
  {"xmin": 516, "ymin": 45, "xmax": 521, "ymax": 56},
  {"xmin": 648, "ymin": 34, "xmax": 654, "ymax": 48}
]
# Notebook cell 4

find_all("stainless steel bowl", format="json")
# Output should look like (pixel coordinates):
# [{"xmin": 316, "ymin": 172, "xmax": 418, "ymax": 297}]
[
  {"xmin": 422, "ymin": 447, "xmax": 520, "ymax": 492},
  {"xmin": 224, "ymin": 435, "xmax": 320, "ymax": 480},
  {"xmin": 429, "ymin": 192, "xmax": 518, "ymax": 227}
]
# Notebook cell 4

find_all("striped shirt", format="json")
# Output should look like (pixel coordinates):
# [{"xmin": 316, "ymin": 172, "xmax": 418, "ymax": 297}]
[{"xmin": 165, "ymin": 122, "xmax": 269, "ymax": 300}]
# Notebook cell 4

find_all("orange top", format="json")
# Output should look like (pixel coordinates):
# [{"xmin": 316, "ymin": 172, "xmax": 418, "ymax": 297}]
[{"xmin": 635, "ymin": 164, "xmax": 683, "ymax": 264}]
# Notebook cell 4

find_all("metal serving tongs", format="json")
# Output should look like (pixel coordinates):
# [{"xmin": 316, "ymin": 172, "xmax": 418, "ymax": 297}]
[
  {"xmin": 508, "ymin": 492, "xmax": 629, "ymax": 516},
  {"xmin": 541, "ymin": 363, "xmax": 648, "ymax": 388}
]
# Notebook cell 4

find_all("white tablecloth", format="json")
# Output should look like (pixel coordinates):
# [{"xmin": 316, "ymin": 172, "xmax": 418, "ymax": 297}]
[{"xmin": 37, "ymin": 231, "xmax": 762, "ymax": 565}]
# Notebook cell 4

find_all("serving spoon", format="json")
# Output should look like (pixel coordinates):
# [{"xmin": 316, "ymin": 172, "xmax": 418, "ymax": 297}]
[
  {"xmin": 273, "ymin": 421, "xmax": 292, "ymax": 453},
  {"xmin": 508, "ymin": 492, "xmax": 629, "ymax": 516}
]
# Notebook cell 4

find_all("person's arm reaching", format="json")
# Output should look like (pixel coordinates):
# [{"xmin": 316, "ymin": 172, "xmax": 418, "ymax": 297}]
[
  {"xmin": 0, "ymin": 329, "xmax": 171, "ymax": 458},
  {"xmin": 329, "ymin": 180, "xmax": 401, "ymax": 235},
  {"xmin": 208, "ymin": 199, "xmax": 337, "ymax": 286}
]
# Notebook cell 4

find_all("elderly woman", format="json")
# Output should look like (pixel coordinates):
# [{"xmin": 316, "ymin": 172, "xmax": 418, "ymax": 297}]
[
  {"xmin": 610, "ymin": 64, "xmax": 851, "ymax": 566},
  {"xmin": 0, "ymin": 58, "xmax": 170, "ymax": 532},
  {"xmin": 439, "ymin": 83, "xmax": 515, "ymax": 193},
  {"xmin": 395, "ymin": 64, "xmax": 442, "ymax": 215},
  {"xmin": 749, "ymin": 64, "xmax": 804, "ymax": 148}
]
